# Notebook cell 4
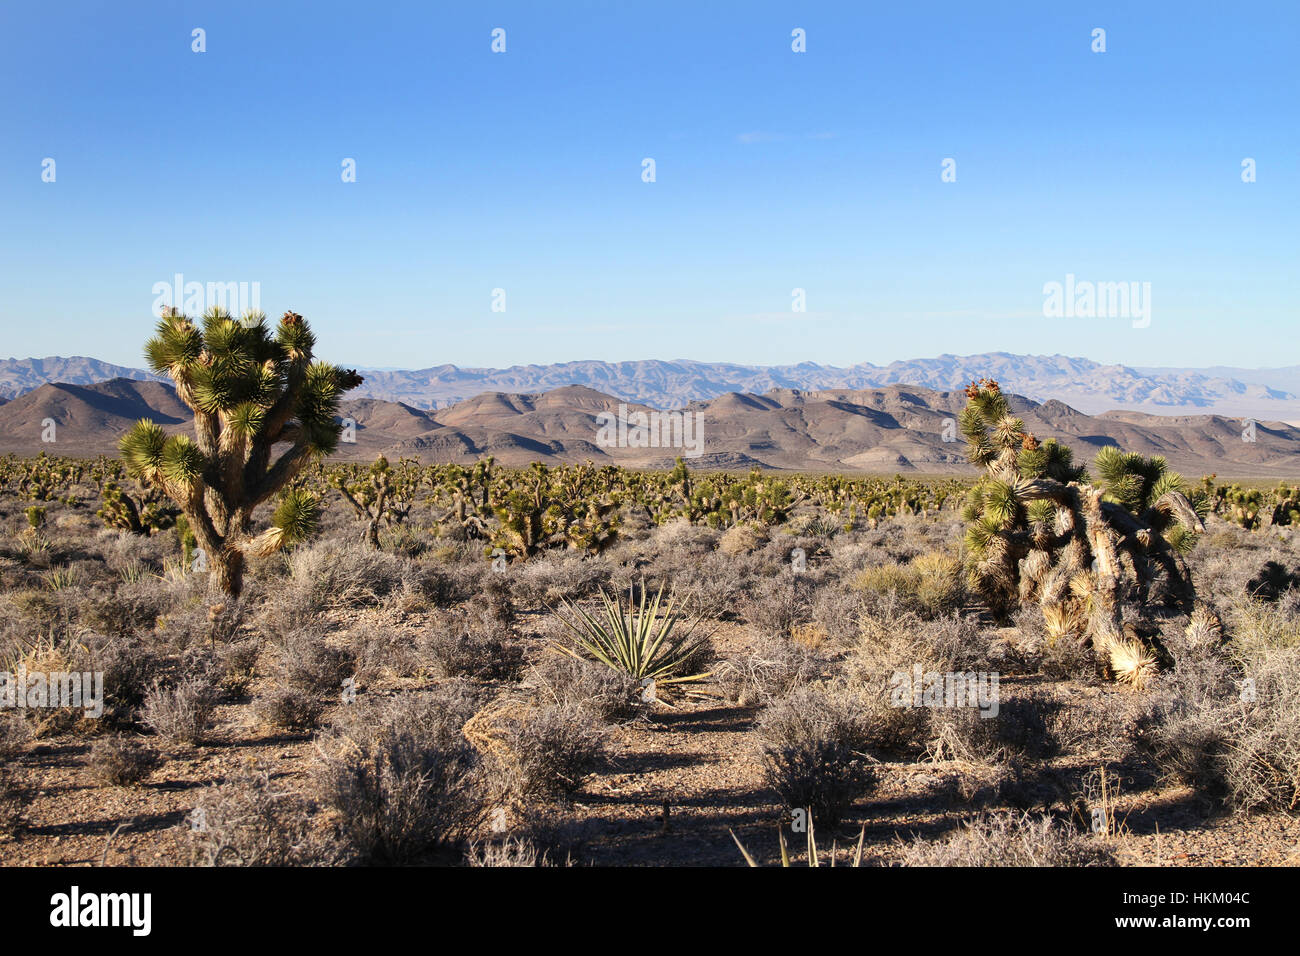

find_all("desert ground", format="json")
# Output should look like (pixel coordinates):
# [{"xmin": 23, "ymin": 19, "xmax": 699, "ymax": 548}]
[{"xmin": 2, "ymin": 450, "xmax": 1298, "ymax": 868}]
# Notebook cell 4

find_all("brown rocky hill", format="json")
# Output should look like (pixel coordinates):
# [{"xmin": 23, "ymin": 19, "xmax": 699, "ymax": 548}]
[{"xmin": 1, "ymin": 378, "xmax": 1297, "ymax": 477}]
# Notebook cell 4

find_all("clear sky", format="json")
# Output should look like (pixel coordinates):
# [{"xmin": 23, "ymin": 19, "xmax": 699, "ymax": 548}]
[{"xmin": 1, "ymin": 1, "xmax": 1295, "ymax": 371}]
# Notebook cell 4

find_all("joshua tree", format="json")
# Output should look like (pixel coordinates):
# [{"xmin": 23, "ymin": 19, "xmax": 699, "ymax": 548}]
[
  {"xmin": 97, "ymin": 479, "xmax": 179, "ymax": 535},
  {"xmin": 960, "ymin": 379, "xmax": 1207, "ymax": 684},
  {"xmin": 119, "ymin": 308, "xmax": 362, "ymax": 595},
  {"xmin": 328, "ymin": 454, "xmax": 413, "ymax": 549}
]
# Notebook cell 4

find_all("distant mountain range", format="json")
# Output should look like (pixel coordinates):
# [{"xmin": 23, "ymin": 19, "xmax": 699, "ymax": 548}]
[
  {"xmin": 3, "ymin": 377, "xmax": 1298, "ymax": 478},
  {"xmin": 3, "ymin": 353, "xmax": 1299, "ymax": 422}
]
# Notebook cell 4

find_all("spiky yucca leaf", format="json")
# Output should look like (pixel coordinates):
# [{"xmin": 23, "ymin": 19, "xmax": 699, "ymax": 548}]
[
  {"xmin": 119, "ymin": 420, "xmax": 169, "ymax": 478},
  {"xmin": 1099, "ymin": 632, "xmax": 1158, "ymax": 689},
  {"xmin": 143, "ymin": 314, "xmax": 203, "ymax": 374},
  {"xmin": 982, "ymin": 480, "xmax": 1020, "ymax": 527},
  {"xmin": 272, "ymin": 488, "xmax": 321, "ymax": 545},
  {"xmin": 226, "ymin": 402, "xmax": 266, "ymax": 440},
  {"xmin": 159, "ymin": 437, "xmax": 203, "ymax": 488},
  {"xmin": 1184, "ymin": 605, "xmax": 1223, "ymax": 648}
]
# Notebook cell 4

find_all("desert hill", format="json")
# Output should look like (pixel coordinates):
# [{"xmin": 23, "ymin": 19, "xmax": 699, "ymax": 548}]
[{"xmin": 2, "ymin": 378, "xmax": 1298, "ymax": 478}]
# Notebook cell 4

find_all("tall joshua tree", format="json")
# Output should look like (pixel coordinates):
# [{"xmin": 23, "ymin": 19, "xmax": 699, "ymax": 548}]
[{"xmin": 120, "ymin": 308, "xmax": 362, "ymax": 596}]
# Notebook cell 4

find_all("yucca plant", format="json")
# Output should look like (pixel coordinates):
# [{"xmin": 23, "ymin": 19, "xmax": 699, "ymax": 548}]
[
  {"xmin": 553, "ymin": 584, "xmax": 711, "ymax": 699},
  {"xmin": 730, "ymin": 813, "xmax": 866, "ymax": 867},
  {"xmin": 119, "ymin": 308, "xmax": 362, "ymax": 596}
]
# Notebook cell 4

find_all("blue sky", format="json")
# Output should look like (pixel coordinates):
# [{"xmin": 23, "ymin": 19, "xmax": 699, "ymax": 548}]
[{"xmin": 1, "ymin": 0, "xmax": 1295, "ymax": 371}]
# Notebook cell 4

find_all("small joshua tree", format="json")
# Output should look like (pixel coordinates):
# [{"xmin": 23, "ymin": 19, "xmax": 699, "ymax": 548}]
[
  {"xmin": 960, "ymin": 379, "xmax": 1206, "ymax": 683},
  {"xmin": 328, "ymin": 454, "xmax": 413, "ymax": 549},
  {"xmin": 97, "ymin": 479, "xmax": 180, "ymax": 535},
  {"xmin": 120, "ymin": 308, "xmax": 362, "ymax": 596}
]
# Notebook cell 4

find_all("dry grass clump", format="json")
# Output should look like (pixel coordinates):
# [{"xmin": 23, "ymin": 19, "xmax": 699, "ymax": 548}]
[
  {"xmin": 470, "ymin": 699, "xmax": 607, "ymax": 801},
  {"xmin": 645, "ymin": 517, "xmax": 719, "ymax": 557},
  {"xmin": 419, "ymin": 616, "xmax": 525, "ymax": 682},
  {"xmin": 719, "ymin": 521, "xmax": 769, "ymax": 556},
  {"xmin": 465, "ymin": 836, "xmax": 547, "ymax": 867},
  {"xmin": 88, "ymin": 736, "xmax": 161, "ymax": 786},
  {"xmin": 899, "ymin": 812, "xmax": 1115, "ymax": 866},
  {"xmin": 279, "ymin": 631, "xmax": 356, "ymax": 694},
  {"xmin": 1226, "ymin": 596, "xmax": 1300, "ymax": 666},
  {"xmin": 756, "ymin": 684, "xmax": 876, "ymax": 826},
  {"xmin": 314, "ymin": 686, "xmax": 489, "ymax": 863},
  {"xmin": 254, "ymin": 684, "xmax": 326, "ymax": 732},
  {"xmin": 853, "ymin": 550, "xmax": 965, "ymax": 619},
  {"xmin": 530, "ymin": 654, "xmax": 645, "ymax": 723},
  {"xmin": 188, "ymin": 769, "xmax": 322, "ymax": 866},
  {"xmin": 142, "ymin": 676, "xmax": 216, "ymax": 745},
  {"xmin": 714, "ymin": 632, "xmax": 826, "ymax": 707}
]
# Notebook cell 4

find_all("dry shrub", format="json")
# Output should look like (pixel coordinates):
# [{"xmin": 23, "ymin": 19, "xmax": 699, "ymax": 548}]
[
  {"xmin": 0, "ymin": 768, "xmax": 22, "ymax": 838},
  {"xmin": 853, "ymin": 551, "xmax": 964, "ymax": 619},
  {"xmin": 189, "ymin": 769, "xmax": 322, "ymax": 866},
  {"xmin": 899, "ymin": 812, "xmax": 1115, "ymax": 867},
  {"xmin": 280, "ymin": 631, "xmax": 356, "ymax": 694},
  {"xmin": 1221, "ymin": 649, "xmax": 1300, "ymax": 810},
  {"xmin": 314, "ymin": 686, "xmax": 488, "ymax": 863},
  {"xmin": 739, "ymin": 576, "xmax": 813, "ymax": 639},
  {"xmin": 475, "ymin": 700, "xmax": 606, "ymax": 801},
  {"xmin": 213, "ymin": 641, "xmax": 260, "ymax": 699},
  {"xmin": 511, "ymin": 555, "xmax": 611, "ymax": 607},
  {"xmin": 478, "ymin": 575, "xmax": 517, "ymax": 626},
  {"xmin": 714, "ymin": 632, "xmax": 826, "ymax": 707},
  {"xmin": 180, "ymin": 640, "xmax": 262, "ymax": 702},
  {"xmin": 254, "ymin": 684, "xmax": 325, "ymax": 732},
  {"xmin": 419, "ymin": 616, "xmax": 525, "ymax": 682},
  {"xmin": 928, "ymin": 689, "xmax": 1063, "ymax": 763},
  {"xmin": 1145, "ymin": 598, "xmax": 1300, "ymax": 811},
  {"xmin": 842, "ymin": 598, "xmax": 967, "ymax": 755},
  {"xmin": 756, "ymin": 684, "xmax": 876, "ymax": 825},
  {"xmin": 0, "ymin": 712, "xmax": 32, "ymax": 761},
  {"xmin": 530, "ymin": 654, "xmax": 644, "ymax": 723},
  {"xmin": 89, "ymin": 735, "xmax": 161, "ymax": 786},
  {"xmin": 810, "ymin": 583, "xmax": 865, "ymax": 646},
  {"xmin": 267, "ymin": 540, "xmax": 421, "ymax": 635},
  {"xmin": 142, "ymin": 676, "xmax": 216, "ymax": 745}
]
